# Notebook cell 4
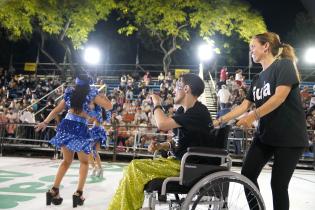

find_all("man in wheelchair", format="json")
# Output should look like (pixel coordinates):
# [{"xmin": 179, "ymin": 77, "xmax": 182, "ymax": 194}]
[{"xmin": 108, "ymin": 73, "xmax": 215, "ymax": 210}]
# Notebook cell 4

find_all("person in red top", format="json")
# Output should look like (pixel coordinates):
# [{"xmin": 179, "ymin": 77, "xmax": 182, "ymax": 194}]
[{"xmin": 220, "ymin": 66, "xmax": 228, "ymax": 83}]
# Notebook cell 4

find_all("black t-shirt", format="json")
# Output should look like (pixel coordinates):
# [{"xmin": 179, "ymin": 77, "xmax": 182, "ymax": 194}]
[
  {"xmin": 172, "ymin": 101, "xmax": 213, "ymax": 159},
  {"xmin": 246, "ymin": 58, "xmax": 308, "ymax": 147}
]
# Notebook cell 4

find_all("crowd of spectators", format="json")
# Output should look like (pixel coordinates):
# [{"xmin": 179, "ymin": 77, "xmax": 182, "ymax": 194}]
[
  {"xmin": 0, "ymin": 65, "xmax": 314, "ymax": 156},
  {"xmin": 0, "ymin": 66, "xmax": 63, "ymax": 141}
]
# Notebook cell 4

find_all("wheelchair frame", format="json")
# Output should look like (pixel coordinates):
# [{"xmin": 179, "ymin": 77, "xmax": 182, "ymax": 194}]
[{"xmin": 143, "ymin": 147, "xmax": 265, "ymax": 210}]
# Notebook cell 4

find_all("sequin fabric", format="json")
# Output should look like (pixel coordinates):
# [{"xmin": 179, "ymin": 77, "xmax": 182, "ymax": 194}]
[
  {"xmin": 107, "ymin": 157, "xmax": 180, "ymax": 210},
  {"xmin": 49, "ymin": 113, "xmax": 92, "ymax": 154},
  {"xmin": 64, "ymin": 86, "xmax": 98, "ymax": 113},
  {"xmin": 88, "ymin": 105, "xmax": 103, "ymax": 123},
  {"xmin": 89, "ymin": 125, "xmax": 107, "ymax": 146}
]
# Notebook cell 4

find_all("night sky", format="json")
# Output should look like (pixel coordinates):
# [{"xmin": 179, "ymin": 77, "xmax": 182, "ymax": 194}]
[
  {"xmin": 0, "ymin": 0, "xmax": 309, "ymax": 68},
  {"xmin": 246, "ymin": 0, "xmax": 306, "ymax": 40}
]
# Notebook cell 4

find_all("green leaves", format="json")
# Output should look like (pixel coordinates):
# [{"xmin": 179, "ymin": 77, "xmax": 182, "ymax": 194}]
[
  {"xmin": 116, "ymin": 0, "xmax": 266, "ymax": 71},
  {"xmin": 0, "ymin": 0, "xmax": 116, "ymax": 48}
]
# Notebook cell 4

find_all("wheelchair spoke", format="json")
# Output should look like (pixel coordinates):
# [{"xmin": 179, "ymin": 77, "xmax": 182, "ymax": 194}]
[{"xmin": 181, "ymin": 172, "xmax": 265, "ymax": 210}]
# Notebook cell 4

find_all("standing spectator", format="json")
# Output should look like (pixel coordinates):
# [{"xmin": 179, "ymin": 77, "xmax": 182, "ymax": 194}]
[
  {"xmin": 300, "ymin": 86, "xmax": 311, "ymax": 110},
  {"xmin": 309, "ymin": 85, "xmax": 315, "ymax": 109},
  {"xmin": 120, "ymin": 74, "xmax": 127, "ymax": 88},
  {"xmin": 0, "ymin": 109, "xmax": 8, "ymax": 137},
  {"xmin": 220, "ymin": 66, "xmax": 228, "ymax": 84},
  {"xmin": 235, "ymin": 69, "xmax": 243, "ymax": 87},
  {"xmin": 217, "ymin": 85, "xmax": 231, "ymax": 110},
  {"xmin": 143, "ymin": 71, "xmax": 151, "ymax": 86}
]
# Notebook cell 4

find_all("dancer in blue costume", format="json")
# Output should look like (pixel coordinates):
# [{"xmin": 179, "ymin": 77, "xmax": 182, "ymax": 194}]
[
  {"xmin": 35, "ymin": 73, "xmax": 112, "ymax": 208},
  {"xmin": 88, "ymin": 104, "xmax": 111, "ymax": 178}
]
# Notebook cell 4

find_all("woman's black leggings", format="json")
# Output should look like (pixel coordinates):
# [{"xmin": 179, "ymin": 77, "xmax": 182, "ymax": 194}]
[{"xmin": 241, "ymin": 140, "xmax": 304, "ymax": 210}]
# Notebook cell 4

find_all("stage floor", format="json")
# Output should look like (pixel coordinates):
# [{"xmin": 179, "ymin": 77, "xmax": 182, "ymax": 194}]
[{"xmin": 0, "ymin": 156, "xmax": 314, "ymax": 210}]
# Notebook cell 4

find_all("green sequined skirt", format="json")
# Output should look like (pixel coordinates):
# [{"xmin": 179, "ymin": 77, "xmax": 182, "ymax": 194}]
[{"xmin": 107, "ymin": 157, "xmax": 180, "ymax": 210}]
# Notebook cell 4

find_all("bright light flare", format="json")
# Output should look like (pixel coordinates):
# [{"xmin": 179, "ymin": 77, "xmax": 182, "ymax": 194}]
[
  {"xmin": 84, "ymin": 47, "xmax": 101, "ymax": 65},
  {"xmin": 198, "ymin": 44, "xmax": 214, "ymax": 61},
  {"xmin": 305, "ymin": 47, "xmax": 315, "ymax": 64}
]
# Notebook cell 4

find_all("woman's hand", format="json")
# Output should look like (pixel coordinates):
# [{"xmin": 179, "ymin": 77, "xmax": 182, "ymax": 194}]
[
  {"xmin": 34, "ymin": 121, "xmax": 48, "ymax": 132},
  {"xmin": 236, "ymin": 113, "xmax": 256, "ymax": 129},
  {"xmin": 213, "ymin": 119, "xmax": 220, "ymax": 127}
]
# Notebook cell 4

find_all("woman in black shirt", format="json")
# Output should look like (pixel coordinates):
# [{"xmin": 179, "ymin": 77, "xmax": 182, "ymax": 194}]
[{"xmin": 214, "ymin": 32, "xmax": 308, "ymax": 210}]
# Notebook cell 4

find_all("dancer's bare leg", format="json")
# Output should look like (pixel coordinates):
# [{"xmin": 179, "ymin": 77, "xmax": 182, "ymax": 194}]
[
  {"xmin": 53, "ymin": 147, "xmax": 74, "ymax": 188},
  {"xmin": 88, "ymin": 153, "xmax": 96, "ymax": 169},
  {"xmin": 94, "ymin": 143, "xmax": 102, "ymax": 169},
  {"xmin": 76, "ymin": 151, "xmax": 89, "ymax": 191}
]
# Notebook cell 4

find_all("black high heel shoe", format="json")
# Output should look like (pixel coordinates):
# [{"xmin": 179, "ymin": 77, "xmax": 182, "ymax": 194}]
[
  {"xmin": 46, "ymin": 187, "xmax": 63, "ymax": 205},
  {"xmin": 73, "ymin": 190, "xmax": 85, "ymax": 208}
]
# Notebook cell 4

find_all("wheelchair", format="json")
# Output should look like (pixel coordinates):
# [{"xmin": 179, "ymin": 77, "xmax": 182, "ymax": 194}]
[{"xmin": 142, "ymin": 126, "xmax": 265, "ymax": 210}]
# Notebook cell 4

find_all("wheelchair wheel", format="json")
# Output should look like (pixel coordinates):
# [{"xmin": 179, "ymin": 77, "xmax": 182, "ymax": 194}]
[{"xmin": 181, "ymin": 171, "xmax": 265, "ymax": 210}]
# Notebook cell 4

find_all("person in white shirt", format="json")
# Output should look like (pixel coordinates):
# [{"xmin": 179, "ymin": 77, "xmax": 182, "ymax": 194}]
[{"xmin": 217, "ymin": 85, "xmax": 231, "ymax": 110}]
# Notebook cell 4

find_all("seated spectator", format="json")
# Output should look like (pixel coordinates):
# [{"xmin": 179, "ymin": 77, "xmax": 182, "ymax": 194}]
[
  {"xmin": 134, "ymin": 107, "xmax": 148, "ymax": 124},
  {"xmin": 139, "ymin": 121, "xmax": 157, "ymax": 148},
  {"xmin": 125, "ymin": 87, "xmax": 133, "ymax": 101},
  {"xmin": 165, "ymin": 71, "xmax": 173, "ymax": 86},
  {"xmin": 157, "ymin": 72, "xmax": 165, "ymax": 84},
  {"xmin": 120, "ymin": 74, "xmax": 127, "ymax": 88},
  {"xmin": 126, "ymin": 74, "xmax": 134, "ymax": 87}
]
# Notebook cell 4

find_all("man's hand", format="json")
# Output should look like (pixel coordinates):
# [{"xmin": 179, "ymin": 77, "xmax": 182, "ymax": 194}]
[
  {"xmin": 148, "ymin": 141, "xmax": 160, "ymax": 153},
  {"xmin": 150, "ymin": 94, "xmax": 162, "ymax": 107}
]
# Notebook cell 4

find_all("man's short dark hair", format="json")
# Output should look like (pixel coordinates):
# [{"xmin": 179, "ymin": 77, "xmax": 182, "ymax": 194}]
[{"xmin": 180, "ymin": 73, "xmax": 204, "ymax": 97}]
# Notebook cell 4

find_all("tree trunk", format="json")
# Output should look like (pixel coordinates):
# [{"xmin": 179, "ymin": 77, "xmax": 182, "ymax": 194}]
[
  {"xmin": 161, "ymin": 36, "xmax": 177, "ymax": 74},
  {"xmin": 39, "ymin": 32, "xmax": 63, "ymax": 72}
]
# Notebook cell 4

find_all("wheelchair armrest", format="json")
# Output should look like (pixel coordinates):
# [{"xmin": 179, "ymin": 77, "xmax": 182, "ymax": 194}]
[{"xmin": 187, "ymin": 147, "xmax": 228, "ymax": 156}]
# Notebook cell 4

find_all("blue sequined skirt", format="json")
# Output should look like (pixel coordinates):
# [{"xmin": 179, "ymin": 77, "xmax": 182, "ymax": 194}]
[
  {"xmin": 49, "ymin": 113, "xmax": 92, "ymax": 154},
  {"xmin": 89, "ymin": 125, "xmax": 107, "ymax": 146}
]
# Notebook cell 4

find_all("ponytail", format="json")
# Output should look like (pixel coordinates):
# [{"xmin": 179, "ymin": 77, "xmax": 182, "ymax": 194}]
[{"xmin": 279, "ymin": 43, "xmax": 300, "ymax": 82}]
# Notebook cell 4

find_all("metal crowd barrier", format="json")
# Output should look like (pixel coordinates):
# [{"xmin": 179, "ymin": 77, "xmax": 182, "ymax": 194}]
[{"xmin": 0, "ymin": 123, "xmax": 314, "ymax": 169}]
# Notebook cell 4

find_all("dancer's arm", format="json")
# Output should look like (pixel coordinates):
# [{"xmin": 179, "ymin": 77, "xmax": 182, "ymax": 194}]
[
  {"xmin": 94, "ymin": 94, "xmax": 113, "ymax": 110},
  {"xmin": 35, "ymin": 100, "xmax": 66, "ymax": 132}
]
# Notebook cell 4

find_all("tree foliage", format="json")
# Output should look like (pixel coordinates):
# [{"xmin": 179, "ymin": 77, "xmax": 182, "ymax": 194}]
[
  {"xmin": 0, "ymin": 0, "xmax": 116, "ymax": 72},
  {"xmin": 117, "ymin": 0, "xmax": 266, "ymax": 73}
]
